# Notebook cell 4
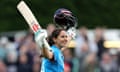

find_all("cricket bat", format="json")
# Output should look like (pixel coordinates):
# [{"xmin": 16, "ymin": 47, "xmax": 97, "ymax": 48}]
[
  {"xmin": 17, "ymin": 1, "xmax": 52, "ymax": 51},
  {"xmin": 17, "ymin": 1, "xmax": 41, "ymax": 33}
]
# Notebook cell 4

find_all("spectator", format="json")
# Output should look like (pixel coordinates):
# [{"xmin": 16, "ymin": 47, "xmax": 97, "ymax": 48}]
[
  {"xmin": 64, "ymin": 62, "xmax": 71, "ymax": 72},
  {"xmin": 99, "ymin": 52, "xmax": 118, "ymax": 72},
  {"xmin": 75, "ymin": 26, "xmax": 97, "ymax": 57},
  {"xmin": 46, "ymin": 23, "xmax": 56, "ymax": 36},
  {"xmin": 6, "ymin": 52, "xmax": 17, "ymax": 72},
  {"xmin": 0, "ymin": 60, "xmax": 7, "ymax": 72},
  {"xmin": 63, "ymin": 48, "xmax": 79, "ymax": 72},
  {"xmin": 82, "ymin": 53, "xmax": 99, "ymax": 72},
  {"xmin": 32, "ymin": 62, "xmax": 40, "ymax": 72},
  {"xmin": 17, "ymin": 53, "xmax": 32, "ymax": 72},
  {"xmin": 75, "ymin": 26, "xmax": 88, "ymax": 58},
  {"xmin": 94, "ymin": 27, "xmax": 108, "ymax": 60}
]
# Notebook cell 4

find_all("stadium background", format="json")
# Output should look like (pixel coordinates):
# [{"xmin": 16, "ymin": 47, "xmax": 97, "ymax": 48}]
[{"xmin": 0, "ymin": 0, "xmax": 120, "ymax": 72}]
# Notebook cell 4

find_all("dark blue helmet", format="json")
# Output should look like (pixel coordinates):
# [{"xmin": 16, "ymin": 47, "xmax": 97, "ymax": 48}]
[{"xmin": 54, "ymin": 8, "xmax": 77, "ymax": 30}]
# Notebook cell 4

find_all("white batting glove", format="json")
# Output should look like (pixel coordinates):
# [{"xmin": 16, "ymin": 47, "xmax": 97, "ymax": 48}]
[
  {"xmin": 35, "ymin": 29, "xmax": 52, "ymax": 51},
  {"xmin": 35, "ymin": 29, "xmax": 47, "ymax": 48},
  {"xmin": 67, "ymin": 27, "xmax": 76, "ymax": 40}
]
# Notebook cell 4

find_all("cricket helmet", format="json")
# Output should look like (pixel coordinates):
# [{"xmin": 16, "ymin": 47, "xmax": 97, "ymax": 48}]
[{"xmin": 53, "ymin": 8, "xmax": 77, "ymax": 30}]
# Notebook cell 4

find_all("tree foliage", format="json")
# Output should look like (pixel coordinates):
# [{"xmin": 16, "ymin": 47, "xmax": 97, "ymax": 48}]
[{"xmin": 0, "ymin": 0, "xmax": 120, "ymax": 32}]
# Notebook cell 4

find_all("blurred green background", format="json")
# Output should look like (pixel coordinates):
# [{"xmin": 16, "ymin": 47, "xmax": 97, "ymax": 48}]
[{"xmin": 0, "ymin": 0, "xmax": 120, "ymax": 32}]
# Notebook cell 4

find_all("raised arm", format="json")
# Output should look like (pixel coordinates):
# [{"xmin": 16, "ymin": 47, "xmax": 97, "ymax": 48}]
[{"xmin": 35, "ymin": 29, "xmax": 53, "ymax": 60}]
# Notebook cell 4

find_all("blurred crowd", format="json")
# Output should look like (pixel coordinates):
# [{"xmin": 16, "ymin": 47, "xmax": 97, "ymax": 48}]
[{"xmin": 0, "ymin": 23, "xmax": 120, "ymax": 72}]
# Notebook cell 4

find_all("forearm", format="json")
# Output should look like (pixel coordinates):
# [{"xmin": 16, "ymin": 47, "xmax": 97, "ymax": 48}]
[
  {"xmin": 42, "ymin": 47, "xmax": 53, "ymax": 59},
  {"xmin": 35, "ymin": 29, "xmax": 53, "ymax": 60}
]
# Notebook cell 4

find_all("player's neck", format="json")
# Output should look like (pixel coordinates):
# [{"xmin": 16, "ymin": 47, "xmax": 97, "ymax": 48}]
[{"xmin": 54, "ymin": 44, "xmax": 62, "ymax": 50}]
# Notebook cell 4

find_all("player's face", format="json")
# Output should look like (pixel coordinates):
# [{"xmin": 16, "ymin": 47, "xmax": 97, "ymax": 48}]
[{"xmin": 54, "ymin": 30, "xmax": 68, "ymax": 48}]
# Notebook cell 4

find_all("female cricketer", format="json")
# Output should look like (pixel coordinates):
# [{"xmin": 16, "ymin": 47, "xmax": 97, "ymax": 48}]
[{"xmin": 35, "ymin": 8, "xmax": 77, "ymax": 72}]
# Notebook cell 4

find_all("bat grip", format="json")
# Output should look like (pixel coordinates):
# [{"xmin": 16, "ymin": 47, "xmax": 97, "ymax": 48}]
[{"xmin": 43, "ymin": 39, "xmax": 52, "ymax": 51}]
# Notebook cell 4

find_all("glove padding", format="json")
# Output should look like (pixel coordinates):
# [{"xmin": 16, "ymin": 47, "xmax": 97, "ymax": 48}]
[
  {"xmin": 35, "ymin": 29, "xmax": 52, "ymax": 51},
  {"xmin": 35, "ymin": 29, "xmax": 47, "ymax": 48},
  {"xmin": 67, "ymin": 27, "xmax": 76, "ymax": 40}
]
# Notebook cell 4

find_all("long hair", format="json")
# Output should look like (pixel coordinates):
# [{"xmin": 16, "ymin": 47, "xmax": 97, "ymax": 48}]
[{"xmin": 48, "ymin": 29, "xmax": 65, "ymax": 46}]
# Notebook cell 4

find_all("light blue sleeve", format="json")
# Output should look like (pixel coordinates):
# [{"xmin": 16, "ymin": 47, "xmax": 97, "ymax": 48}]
[{"xmin": 52, "ymin": 48, "xmax": 59, "ymax": 61}]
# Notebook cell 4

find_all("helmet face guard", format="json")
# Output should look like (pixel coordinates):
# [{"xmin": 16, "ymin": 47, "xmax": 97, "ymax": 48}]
[{"xmin": 54, "ymin": 8, "xmax": 77, "ymax": 30}]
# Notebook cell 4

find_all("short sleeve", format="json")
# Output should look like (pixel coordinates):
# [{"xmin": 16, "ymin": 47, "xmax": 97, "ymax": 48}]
[{"xmin": 52, "ymin": 48, "xmax": 59, "ymax": 61}]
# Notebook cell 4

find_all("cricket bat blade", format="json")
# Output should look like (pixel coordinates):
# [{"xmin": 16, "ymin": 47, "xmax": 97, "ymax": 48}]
[{"xmin": 17, "ymin": 1, "xmax": 41, "ymax": 33}]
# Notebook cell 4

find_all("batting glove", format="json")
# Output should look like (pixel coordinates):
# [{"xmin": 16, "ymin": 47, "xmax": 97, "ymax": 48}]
[
  {"xmin": 67, "ymin": 27, "xmax": 76, "ymax": 40},
  {"xmin": 35, "ymin": 29, "xmax": 52, "ymax": 51}
]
